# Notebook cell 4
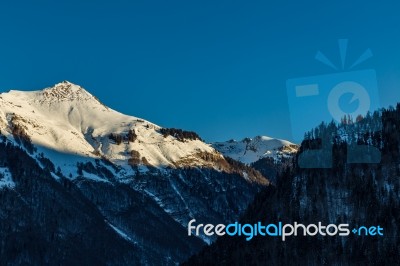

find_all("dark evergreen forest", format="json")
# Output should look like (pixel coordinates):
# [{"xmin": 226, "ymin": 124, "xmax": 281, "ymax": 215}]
[{"xmin": 185, "ymin": 104, "xmax": 400, "ymax": 266}]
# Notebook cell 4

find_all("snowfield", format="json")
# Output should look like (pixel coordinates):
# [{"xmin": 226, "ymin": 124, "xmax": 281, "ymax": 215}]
[
  {"xmin": 0, "ymin": 167, "xmax": 15, "ymax": 189},
  {"xmin": 0, "ymin": 81, "xmax": 218, "ymax": 174}
]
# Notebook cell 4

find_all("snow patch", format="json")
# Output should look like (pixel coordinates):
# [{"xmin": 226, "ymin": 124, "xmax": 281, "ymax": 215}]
[
  {"xmin": 106, "ymin": 221, "xmax": 136, "ymax": 244},
  {"xmin": 0, "ymin": 167, "xmax": 15, "ymax": 189}
]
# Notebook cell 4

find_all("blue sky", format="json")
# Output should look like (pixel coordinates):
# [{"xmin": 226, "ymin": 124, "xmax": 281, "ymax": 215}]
[{"xmin": 0, "ymin": 0, "xmax": 399, "ymax": 142}]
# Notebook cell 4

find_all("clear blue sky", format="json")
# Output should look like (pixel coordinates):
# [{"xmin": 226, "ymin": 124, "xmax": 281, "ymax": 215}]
[{"xmin": 0, "ymin": 0, "xmax": 399, "ymax": 142}]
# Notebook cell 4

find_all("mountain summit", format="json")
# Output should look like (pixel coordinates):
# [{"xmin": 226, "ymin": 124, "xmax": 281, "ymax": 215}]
[
  {"xmin": 40, "ymin": 80, "xmax": 96, "ymax": 102},
  {"xmin": 213, "ymin": 135, "xmax": 298, "ymax": 164},
  {"xmin": 0, "ymin": 81, "xmax": 236, "ymax": 174}
]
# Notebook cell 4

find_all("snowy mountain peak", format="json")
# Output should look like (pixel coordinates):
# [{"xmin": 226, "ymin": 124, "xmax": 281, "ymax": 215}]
[
  {"xmin": 0, "ymin": 82, "xmax": 269, "ymax": 185},
  {"xmin": 45, "ymin": 80, "xmax": 83, "ymax": 94},
  {"xmin": 213, "ymin": 135, "xmax": 298, "ymax": 164},
  {"xmin": 1, "ymin": 81, "xmax": 99, "ymax": 107},
  {"xmin": 39, "ymin": 81, "xmax": 98, "ymax": 103}
]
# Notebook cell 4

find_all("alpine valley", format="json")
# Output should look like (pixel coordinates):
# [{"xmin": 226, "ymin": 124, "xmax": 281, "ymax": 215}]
[{"xmin": 0, "ymin": 81, "xmax": 297, "ymax": 265}]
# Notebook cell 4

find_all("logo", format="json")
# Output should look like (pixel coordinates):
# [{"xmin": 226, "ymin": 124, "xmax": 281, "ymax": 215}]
[
  {"xmin": 188, "ymin": 220, "xmax": 384, "ymax": 241},
  {"xmin": 286, "ymin": 39, "xmax": 381, "ymax": 168}
]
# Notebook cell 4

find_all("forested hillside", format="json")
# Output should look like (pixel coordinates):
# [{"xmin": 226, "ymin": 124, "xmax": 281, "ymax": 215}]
[{"xmin": 185, "ymin": 104, "xmax": 400, "ymax": 265}]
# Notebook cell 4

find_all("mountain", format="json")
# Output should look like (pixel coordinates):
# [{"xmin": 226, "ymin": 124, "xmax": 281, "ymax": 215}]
[
  {"xmin": 212, "ymin": 136, "xmax": 298, "ymax": 164},
  {"xmin": 213, "ymin": 136, "xmax": 298, "ymax": 183},
  {"xmin": 1, "ymin": 81, "xmax": 217, "ymax": 169},
  {"xmin": 185, "ymin": 105, "xmax": 400, "ymax": 265},
  {"xmin": 0, "ymin": 81, "xmax": 269, "ymax": 265}
]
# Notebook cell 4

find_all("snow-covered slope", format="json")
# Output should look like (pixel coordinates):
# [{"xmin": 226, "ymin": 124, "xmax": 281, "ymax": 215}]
[
  {"xmin": 212, "ymin": 136, "xmax": 298, "ymax": 164},
  {"xmin": 0, "ymin": 81, "xmax": 230, "ymax": 175}
]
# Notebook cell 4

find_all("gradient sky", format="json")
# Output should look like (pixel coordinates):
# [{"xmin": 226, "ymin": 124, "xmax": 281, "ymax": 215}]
[{"xmin": 0, "ymin": 0, "xmax": 400, "ymax": 142}]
